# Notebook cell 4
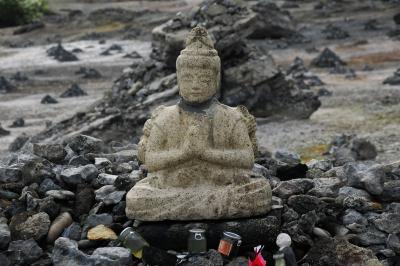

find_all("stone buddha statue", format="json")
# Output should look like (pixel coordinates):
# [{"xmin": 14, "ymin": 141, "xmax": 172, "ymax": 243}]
[{"xmin": 126, "ymin": 26, "xmax": 272, "ymax": 221}]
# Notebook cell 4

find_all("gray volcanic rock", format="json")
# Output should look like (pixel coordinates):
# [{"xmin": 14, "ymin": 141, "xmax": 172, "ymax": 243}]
[
  {"xmin": 41, "ymin": 95, "xmax": 58, "ymax": 104},
  {"xmin": 344, "ymin": 163, "xmax": 385, "ymax": 196},
  {"xmin": 47, "ymin": 43, "xmax": 79, "ymax": 62},
  {"xmin": 0, "ymin": 76, "xmax": 16, "ymax": 94},
  {"xmin": 33, "ymin": 143, "xmax": 66, "ymax": 163},
  {"xmin": 311, "ymin": 48, "xmax": 346, "ymax": 68},
  {"xmin": 383, "ymin": 68, "xmax": 400, "ymax": 85},
  {"xmin": 60, "ymin": 84, "xmax": 88, "ymax": 98},
  {"xmin": 7, "ymin": 239, "xmax": 43, "ymax": 264}
]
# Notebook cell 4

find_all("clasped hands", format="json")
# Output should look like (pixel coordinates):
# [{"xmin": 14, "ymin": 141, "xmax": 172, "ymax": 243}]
[{"xmin": 181, "ymin": 125, "xmax": 209, "ymax": 159}]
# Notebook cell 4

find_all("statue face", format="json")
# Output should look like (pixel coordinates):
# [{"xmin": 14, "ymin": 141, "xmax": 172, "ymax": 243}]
[{"xmin": 178, "ymin": 67, "xmax": 219, "ymax": 104}]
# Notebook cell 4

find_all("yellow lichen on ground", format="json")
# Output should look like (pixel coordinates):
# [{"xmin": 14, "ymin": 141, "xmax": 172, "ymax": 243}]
[
  {"xmin": 298, "ymin": 144, "xmax": 330, "ymax": 163},
  {"xmin": 95, "ymin": 22, "xmax": 126, "ymax": 33}
]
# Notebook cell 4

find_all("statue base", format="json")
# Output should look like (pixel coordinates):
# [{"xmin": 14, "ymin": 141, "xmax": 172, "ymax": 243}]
[{"xmin": 125, "ymin": 176, "xmax": 272, "ymax": 221}]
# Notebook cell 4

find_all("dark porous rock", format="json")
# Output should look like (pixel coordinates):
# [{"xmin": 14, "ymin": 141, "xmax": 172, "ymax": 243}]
[
  {"xmin": 142, "ymin": 246, "xmax": 177, "ymax": 266},
  {"xmin": 342, "ymin": 196, "xmax": 382, "ymax": 213},
  {"xmin": 7, "ymin": 239, "xmax": 43, "ymax": 264},
  {"xmin": 272, "ymin": 178, "xmax": 314, "ymax": 199},
  {"xmin": 352, "ymin": 225, "xmax": 388, "ymax": 246},
  {"xmin": 381, "ymin": 180, "xmax": 400, "ymax": 202},
  {"xmin": 47, "ymin": 43, "xmax": 79, "ymax": 62},
  {"xmin": 307, "ymin": 177, "xmax": 341, "ymax": 198},
  {"xmin": 298, "ymin": 210, "xmax": 318, "ymax": 234},
  {"xmin": 307, "ymin": 159, "xmax": 333, "ymax": 172},
  {"xmin": 335, "ymin": 238, "xmax": 381, "ymax": 265},
  {"xmin": 113, "ymin": 174, "xmax": 136, "ymax": 191},
  {"xmin": 9, "ymin": 117, "xmax": 25, "ymax": 128},
  {"xmin": 318, "ymin": 87, "xmax": 332, "ymax": 97},
  {"xmin": 61, "ymin": 164, "xmax": 98, "ymax": 185},
  {"xmin": 303, "ymin": 237, "xmax": 339, "ymax": 266},
  {"xmin": 41, "ymin": 94, "xmax": 58, "ymax": 104},
  {"xmin": 288, "ymin": 195, "xmax": 323, "ymax": 215},
  {"xmin": 276, "ymin": 163, "xmax": 308, "ymax": 180},
  {"xmin": 75, "ymin": 67, "xmax": 102, "ymax": 79},
  {"xmin": 60, "ymin": 84, "xmax": 88, "ymax": 98},
  {"xmin": 21, "ymin": 157, "xmax": 54, "ymax": 185},
  {"xmin": 0, "ymin": 218, "xmax": 11, "ymax": 250},
  {"xmin": 74, "ymin": 186, "xmax": 95, "ymax": 218},
  {"xmin": 0, "ymin": 166, "xmax": 21, "ymax": 183},
  {"xmin": 37, "ymin": 196, "xmax": 60, "ymax": 220},
  {"xmin": 0, "ymin": 76, "xmax": 16, "ymax": 94},
  {"xmin": 310, "ymin": 48, "xmax": 346, "ymax": 68},
  {"xmin": 338, "ymin": 186, "xmax": 371, "ymax": 200},
  {"xmin": 372, "ymin": 213, "xmax": 400, "ymax": 234},
  {"xmin": 350, "ymin": 138, "xmax": 377, "ymax": 161},
  {"xmin": 9, "ymin": 212, "xmax": 50, "ymax": 241},
  {"xmin": 137, "ymin": 215, "xmax": 280, "ymax": 251},
  {"xmin": 33, "ymin": 143, "xmax": 66, "ymax": 163},
  {"xmin": 64, "ymin": 134, "xmax": 105, "ymax": 155},
  {"xmin": 38, "ymin": 178, "xmax": 61, "ymax": 195},
  {"xmin": 94, "ymin": 185, "xmax": 125, "ymax": 205},
  {"xmin": 181, "ymin": 250, "xmax": 223, "ymax": 266},
  {"xmin": 282, "ymin": 206, "xmax": 299, "ymax": 224},
  {"xmin": 8, "ymin": 133, "xmax": 30, "ymax": 152},
  {"xmin": 383, "ymin": 68, "xmax": 400, "ymax": 85},
  {"xmin": 344, "ymin": 163, "xmax": 385, "ymax": 196}
]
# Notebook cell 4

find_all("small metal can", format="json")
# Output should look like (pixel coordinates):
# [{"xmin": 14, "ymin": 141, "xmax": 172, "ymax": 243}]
[
  {"xmin": 217, "ymin": 231, "xmax": 242, "ymax": 259},
  {"xmin": 119, "ymin": 227, "xmax": 149, "ymax": 258},
  {"xmin": 188, "ymin": 228, "xmax": 207, "ymax": 254}
]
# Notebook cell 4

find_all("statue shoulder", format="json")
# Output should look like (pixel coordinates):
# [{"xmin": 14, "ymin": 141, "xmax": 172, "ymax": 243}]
[
  {"xmin": 138, "ymin": 105, "xmax": 179, "ymax": 163},
  {"xmin": 217, "ymin": 103, "xmax": 258, "ymax": 156}
]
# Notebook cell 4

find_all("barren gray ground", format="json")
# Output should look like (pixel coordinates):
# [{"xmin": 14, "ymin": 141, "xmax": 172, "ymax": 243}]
[{"xmin": 0, "ymin": 0, "xmax": 399, "ymax": 164}]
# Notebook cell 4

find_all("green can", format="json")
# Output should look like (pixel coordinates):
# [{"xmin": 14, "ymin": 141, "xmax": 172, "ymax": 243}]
[{"xmin": 188, "ymin": 228, "xmax": 207, "ymax": 254}]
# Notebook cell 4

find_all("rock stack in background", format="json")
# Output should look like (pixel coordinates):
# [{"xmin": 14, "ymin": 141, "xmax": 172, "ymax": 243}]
[{"xmin": 30, "ymin": 0, "xmax": 321, "ymax": 147}]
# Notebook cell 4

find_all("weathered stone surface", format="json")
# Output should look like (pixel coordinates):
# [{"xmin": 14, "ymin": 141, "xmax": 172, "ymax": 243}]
[
  {"xmin": 61, "ymin": 164, "xmax": 98, "ymax": 185},
  {"xmin": 62, "ymin": 222, "xmax": 82, "ymax": 241},
  {"xmin": 338, "ymin": 186, "xmax": 371, "ymax": 200},
  {"xmin": 126, "ymin": 27, "xmax": 272, "ymax": 221},
  {"xmin": 303, "ymin": 237, "xmax": 339, "ymax": 266},
  {"xmin": 0, "ymin": 166, "xmax": 21, "ymax": 183},
  {"xmin": 52, "ymin": 237, "xmax": 92, "ymax": 266},
  {"xmin": 9, "ymin": 212, "xmax": 50, "ymax": 240},
  {"xmin": 311, "ymin": 48, "xmax": 346, "ymax": 68},
  {"xmin": 381, "ymin": 180, "xmax": 400, "ymax": 202},
  {"xmin": 64, "ymin": 134, "xmax": 105, "ymax": 155},
  {"xmin": 87, "ymin": 225, "xmax": 117, "ymax": 241},
  {"xmin": 353, "ymin": 225, "xmax": 387, "ymax": 246}
]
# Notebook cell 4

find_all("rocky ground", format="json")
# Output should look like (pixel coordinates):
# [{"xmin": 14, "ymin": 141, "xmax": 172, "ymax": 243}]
[{"xmin": 0, "ymin": 0, "xmax": 400, "ymax": 265}]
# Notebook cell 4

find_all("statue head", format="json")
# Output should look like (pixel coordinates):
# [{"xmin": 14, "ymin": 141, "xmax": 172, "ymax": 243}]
[
  {"xmin": 176, "ymin": 26, "xmax": 221, "ymax": 104},
  {"xmin": 276, "ymin": 233, "xmax": 292, "ymax": 249}
]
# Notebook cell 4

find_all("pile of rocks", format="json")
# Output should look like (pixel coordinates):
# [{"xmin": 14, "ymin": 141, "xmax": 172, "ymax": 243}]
[
  {"xmin": 286, "ymin": 57, "xmax": 324, "ymax": 90},
  {"xmin": 1, "ymin": 133, "xmax": 399, "ymax": 265},
  {"xmin": 47, "ymin": 43, "xmax": 79, "ymax": 62}
]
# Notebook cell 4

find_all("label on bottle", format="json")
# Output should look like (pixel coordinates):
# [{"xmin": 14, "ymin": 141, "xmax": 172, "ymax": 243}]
[{"xmin": 218, "ymin": 239, "xmax": 232, "ymax": 256}]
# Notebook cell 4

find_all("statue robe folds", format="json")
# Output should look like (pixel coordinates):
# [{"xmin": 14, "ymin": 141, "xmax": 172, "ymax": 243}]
[{"xmin": 126, "ymin": 101, "xmax": 272, "ymax": 221}]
